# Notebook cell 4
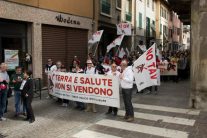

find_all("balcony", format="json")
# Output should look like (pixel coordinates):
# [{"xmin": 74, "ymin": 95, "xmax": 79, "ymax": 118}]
[{"xmin": 125, "ymin": 12, "xmax": 132, "ymax": 22}]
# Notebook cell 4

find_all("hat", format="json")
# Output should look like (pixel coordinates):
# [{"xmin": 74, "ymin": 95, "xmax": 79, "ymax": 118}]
[{"xmin": 86, "ymin": 59, "xmax": 93, "ymax": 64}]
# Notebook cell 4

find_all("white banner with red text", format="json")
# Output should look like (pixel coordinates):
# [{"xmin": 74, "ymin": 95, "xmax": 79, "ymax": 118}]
[
  {"xmin": 158, "ymin": 62, "xmax": 178, "ymax": 76},
  {"xmin": 133, "ymin": 44, "xmax": 158, "ymax": 91},
  {"xmin": 48, "ymin": 72, "xmax": 120, "ymax": 108},
  {"xmin": 88, "ymin": 30, "xmax": 104, "ymax": 44},
  {"xmin": 117, "ymin": 23, "xmax": 132, "ymax": 36}
]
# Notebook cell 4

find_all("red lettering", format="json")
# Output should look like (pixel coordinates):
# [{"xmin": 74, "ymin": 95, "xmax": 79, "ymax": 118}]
[
  {"xmin": 60, "ymin": 75, "xmax": 64, "ymax": 81},
  {"xmin": 151, "ymin": 74, "xmax": 157, "ymax": 79},
  {"xmin": 147, "ymin": 48, "xmax": 153, "ymax": 55},
  {"xmin": 91, "ymin": 78, "xmax": 95, "ymax": 85},
  {"xmin": 85, "ymin": 78, "xmax": 90, "ymax": 85},
  {"xmin": 55, "ymin": 83, "xmax": 65, "ymax": 90},
  {"xmin": 68, "ymin": 76, "xmax": 72, "ymax": 83},
  {"xmin": 80, "ymin": 77, "xmax": 84, "ymax": 84},
  {"xmin": 108, "ymin": 79, "xmax": 112, "ymax": 87},
  {"xmin": 73, "ymin": 85, "xmax": 78, "ymax": 92},
  {"xmin": 74, "ymin": 77, "xmax": 78, "ymax": 83},
  {"xmin": 146, "ymin": 54, "xmax": 153, "ymax": 61},
  {"xmin": 65, "ymin": 76, "xmax": 69, "ymax": 82},
  {"xmin": 95, "ymin": 78, "xmax": 101, "ymax": 85},
  {"xmin": 94, "ymin": 88, "xmax": 99, "ymax": 94},
  {"xmin": 89, "ymin": 87, "xmax": 93, "ymax": 93},
  {"xmin": 149, "ymin": 69, "xmax": 156, "ymax": 75},
  {"xmin": 102, "ymin": 79, "xmax": 107, "ymax": 86},
  {"xmin": 66, "ymin": 84, "xmax": 71, "ymax": 91},
  {"xmin": 148, "ymin": 62, "xmax": 156, "ymax": 68},
  {"xmin": 107, "ymin": 89, "xmax": 113, "ymax": 96}
]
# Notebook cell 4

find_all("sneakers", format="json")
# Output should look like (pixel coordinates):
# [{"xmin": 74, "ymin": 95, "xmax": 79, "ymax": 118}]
[{"xmin": 0, "ymin": 117, "xmax": 7, "ymax": 121}]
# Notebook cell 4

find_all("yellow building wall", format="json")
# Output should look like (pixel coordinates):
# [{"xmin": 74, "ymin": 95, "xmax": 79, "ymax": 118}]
[{"xmin": 7, "ymin": 0, "xmax": 94, "ymax": 18}]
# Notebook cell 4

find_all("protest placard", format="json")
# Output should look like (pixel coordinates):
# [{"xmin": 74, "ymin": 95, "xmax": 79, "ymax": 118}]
[
  {"xmin": 158, "ymin": 62, "xmax": 177, "ymax": 76},
  {"xmin": 133, "ymin": 44, "xmax": 158, "ymax": 91},
  {"xmin": 117, "ymin": 23, "xmax": 132, "ymax": 36},
  {"xmin": 48, "ymin": 72, "xmax": 120, "ymax": 108}
]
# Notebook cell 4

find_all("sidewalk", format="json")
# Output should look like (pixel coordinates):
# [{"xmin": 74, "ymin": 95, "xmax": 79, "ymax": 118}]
[{"xmin": 0, "ymin": 80, "xmax": 206, "ymax": 138}]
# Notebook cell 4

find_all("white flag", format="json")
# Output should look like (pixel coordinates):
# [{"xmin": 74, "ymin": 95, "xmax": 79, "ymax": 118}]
[
  {"xmin": 138, "ymin": 45, "xmax": 147, "ymax": 52},
  {"xmin": 125, "ymin": 47, "xmax": 130, "ymax": 56},
  {"xmin": 133, "ymin": 44, "xmax": 158, "ymax": 91},
  {"xmin": 88, "ymin": 30, "xmax": 104, "ymax": 44},
  {"xmin": 117, "ymin": 23, "xmax": 132, "ymax": 36},
  {"xmin": 107, "ymin": 35, "xmax": 124, "ymax": 53},
  {"xmin": 118, "ymin": 48, "xmax": 126, "ymax": 58}
]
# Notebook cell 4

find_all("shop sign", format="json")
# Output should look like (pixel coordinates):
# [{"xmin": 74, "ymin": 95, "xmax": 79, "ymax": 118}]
[{"xmin": 55, "ymin": 14, "xmax": 81, "ymax": 25}]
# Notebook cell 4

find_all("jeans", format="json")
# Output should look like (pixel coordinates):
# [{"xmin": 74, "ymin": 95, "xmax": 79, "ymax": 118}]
[
  {"xmin": 14, "ymin": 90, "xmax": 26, "ymax": 114},
  {"xmin": 122, "ymin": 88, "xmax": 134, "ymax": 117},
  {"xmin": 0, "ymin": 89, "xmax": 8, "ymax": 117}
]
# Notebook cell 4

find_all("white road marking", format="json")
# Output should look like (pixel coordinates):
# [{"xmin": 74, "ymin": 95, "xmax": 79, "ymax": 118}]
[
  {"xmin": 133, "ymin": 103, "xmax": 200, "ymax": 115},
  {"xmin": 96, "ymin": 119, "xmax": 189, "ymax": 138},
  {"xmin": 118, "ymin": 110, "xmax": 195, "ymax": 126},
  {"xmin": 73, "ymin": 130, "xmax": 122, "ymax": 138}
]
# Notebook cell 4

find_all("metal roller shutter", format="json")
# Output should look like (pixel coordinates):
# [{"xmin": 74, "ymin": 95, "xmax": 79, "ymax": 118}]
[
  {"xmin": 66, "ymin": 28, "xmax": 88, "ymax": 69},
  {"xmin": 42, "ymin": 25, "xmax": 88, "ymax": 86}
]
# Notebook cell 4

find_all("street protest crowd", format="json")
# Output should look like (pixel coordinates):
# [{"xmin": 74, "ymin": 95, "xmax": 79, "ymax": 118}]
[
  {"xmin": 0, "ymin": 42, "xmax": 190, "ymax": 124},
  {"xmin": 0, "ymin": 26, "xmax": 190, "ymax": 124}
]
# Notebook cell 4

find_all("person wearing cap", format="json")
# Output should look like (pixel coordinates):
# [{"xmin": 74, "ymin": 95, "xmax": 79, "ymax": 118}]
[
  {"xmin": 119, "ymin": 60, "xmax": 134, "ymax": 122},
  {"xmin": 21, "ymin": 70, "xmax": 35, "ymax": 123},
  {"xmin": 84, "ymin": 59, "xmax": 98, "ymax": 113}
]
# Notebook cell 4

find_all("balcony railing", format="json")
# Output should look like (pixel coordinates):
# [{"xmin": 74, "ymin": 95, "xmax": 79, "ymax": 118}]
[{"xmin": 125, "ymin": 12, "xmax": 132, "ymax": 22}]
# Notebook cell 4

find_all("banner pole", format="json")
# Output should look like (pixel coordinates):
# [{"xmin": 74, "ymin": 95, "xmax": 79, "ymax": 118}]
[{"xmin": 93, "ymin": 42, "xmax": 100, "ymax": 57}]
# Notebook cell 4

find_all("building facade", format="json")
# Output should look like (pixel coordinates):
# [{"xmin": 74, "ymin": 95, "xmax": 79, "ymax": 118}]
[
  {"xmin": 135, "ymin": 0, "xmax": 156, "ymax": 49},
  {"xmin": 97, "ymin": 0, "xmax": 122, "ymax": 56},
  {"xmin": 121, "ymin": 0, "xmax": 135, "ymax": 51},
  {"xmin": 171, "ymin": 12, "xmax": 182, "ymax": 51},
  {"xmin": 155, "ymin": 0, "xmax": 171, "ymax": 50},
  {"xmin": 0, "ymin": 0, "xmax": 94, "ymax": 85}
]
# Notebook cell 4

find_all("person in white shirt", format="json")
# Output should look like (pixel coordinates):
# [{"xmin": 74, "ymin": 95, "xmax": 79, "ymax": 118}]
[
  {"xmin": 105, "ymin": 62, "xmax": 120, "ymax": 116},
  {"xmin": 85, "ymin": 59, "xmax": 98, "ymax": 113},
  {"xmin": 50, "ymin": 61, "xmax": 62, "ymax": 72},
  {"xmin": 0, "ymin": 63, "xmax": 10, "ymax": 121},
  {"xmin": 119, "ymin": 60, "xmax": 134, "ymax": 122}
]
